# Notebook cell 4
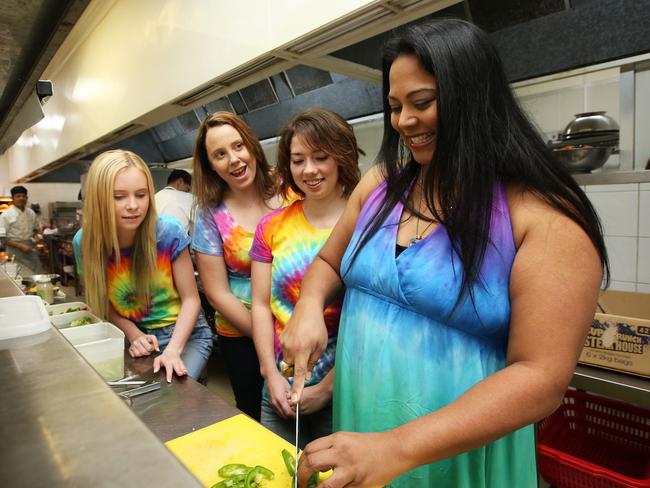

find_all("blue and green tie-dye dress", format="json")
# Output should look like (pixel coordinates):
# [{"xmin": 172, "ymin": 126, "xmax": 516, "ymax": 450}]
[{"xmin": 335, "ymin": 181, "xmax": 537, "ymax": 487}]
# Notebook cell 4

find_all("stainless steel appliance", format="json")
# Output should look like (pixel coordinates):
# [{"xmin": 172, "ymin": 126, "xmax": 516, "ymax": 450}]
[
  {"xmin": 550, "ymin": 111, "xmax": 620, "ymax": 173},
  {"xmin": 49, "ymin": 201, "xmax": 81, "ymax": 233}
]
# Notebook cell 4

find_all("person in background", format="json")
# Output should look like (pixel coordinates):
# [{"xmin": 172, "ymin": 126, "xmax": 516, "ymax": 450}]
[
  {"xmin": 73, "ymin": 150, "xmax": 212, "ymax": 382},
  {"xmin": 0, "ymin": 185, "xmax": 44, "ymax": 273},
  {"xmin": 192, "ymin": 112, "xmax": 282, "ymax": 421},
  {"xmin": 155, "ymin": 169, "xmax": 194, "ymax": 234},
  {"xmin": 250, "ymin": 108, "xmax": 361, "ymax": 446},
  {"xmin": 282, "ymin": 20, "xmax": 608, "ymax": 487}
]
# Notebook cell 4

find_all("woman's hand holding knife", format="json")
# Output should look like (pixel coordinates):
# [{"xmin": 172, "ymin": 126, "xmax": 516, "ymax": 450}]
[{"xmin": 281, "ymin": 298, "xmax": 329, "ymax": 405}]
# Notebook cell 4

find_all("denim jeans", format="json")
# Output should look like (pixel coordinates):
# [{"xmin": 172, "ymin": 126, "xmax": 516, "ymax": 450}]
[
  {"xmin": 260, "ymin": 397, "xmax": 332, "ymax": 449},
  {"xmin": 142, "ymin": 310, "xmax": 213, "ymax": 380}
]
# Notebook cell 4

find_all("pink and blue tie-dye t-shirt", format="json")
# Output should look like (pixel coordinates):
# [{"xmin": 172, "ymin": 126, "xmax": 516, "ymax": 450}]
[
  {"xmin": 192, "ymin": 203, "xmax": 254, "ymax": 337},
  {"xmin": 73, "ymin": 215, "xmax": 190, "ymax": 329},
  {"xmin": 249, "ymin": 200, "xmax": 340, "ymax": 386}
]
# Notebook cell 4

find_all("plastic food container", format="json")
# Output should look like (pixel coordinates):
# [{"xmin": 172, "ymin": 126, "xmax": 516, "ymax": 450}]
[
  {"xmin": 538, "ymin": 389, "xmax": 650, "ymax": 488},
  {"xmin": 50, "ymin": 310, "xmax": 100, "ymax": 329},
  {"xmin": 46, "ymin": 301, "xmax": 91, "ymax": 317},
  {"xmin": 0, "ymin": 295, "xmax": 50, "ymax": 340},
  {"xmin": 60, "ymin": 322, "xmax": 125, "ymax": 381}
]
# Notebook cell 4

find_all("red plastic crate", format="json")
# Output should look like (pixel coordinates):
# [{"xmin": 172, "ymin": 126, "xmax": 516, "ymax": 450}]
[{"xmin": 538, "ymin": 389, "xmax": 650, "ymax": 488}]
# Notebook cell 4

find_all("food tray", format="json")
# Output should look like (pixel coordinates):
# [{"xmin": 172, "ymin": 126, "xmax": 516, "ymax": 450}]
[
  {"xmin": 538, "ymin": 389, "xmax": 650, "ymax": 487},
  {"xmin": 60, "ymin": 322, "xmax": 125, "ymax": 381},
  {"xmin": 0, "ymin": 295, "xmax": 50, "ymax": 340},
  {"xmin": 50, "ymin": 310, "xmax": 100, "ymax": 329},
  {"xmin": 46, "ymin": 301, "xmax": 90, "ymax": 316}
]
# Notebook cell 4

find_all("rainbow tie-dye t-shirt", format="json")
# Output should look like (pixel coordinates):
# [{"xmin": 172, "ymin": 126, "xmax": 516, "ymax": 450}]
[
  {"xmin": 73, "ymin": 215, "xmax": 190, "ymax": 330},
  {"xmin": 249, "ymin": 200, "xmax": 340, "ymax": 386},
  {"xmin": 192, "ymin": 204, "xmax": 254, "ymax": 337}
]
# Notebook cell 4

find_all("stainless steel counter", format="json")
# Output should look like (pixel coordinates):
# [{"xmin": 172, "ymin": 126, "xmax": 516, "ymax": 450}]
[
  {"xmin": 572, "ymin": 364, "xmax": 650, "ymax": 407},
  {"xmin": 0, "ymin": 270, "xmax": 202, "ymax": 488}
]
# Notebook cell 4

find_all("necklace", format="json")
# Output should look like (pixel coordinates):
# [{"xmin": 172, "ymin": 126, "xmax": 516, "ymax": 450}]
[
  {"xmin": 409, "ymin": 214, "xmax": 435, "ymax": 246},
  {"xmin": 408, "ymin": 193, "xmax": 436, "ymax": 246}
]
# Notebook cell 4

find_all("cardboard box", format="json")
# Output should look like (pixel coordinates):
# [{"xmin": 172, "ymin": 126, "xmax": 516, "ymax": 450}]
[{"xmin": 579, "ymin": 290, "xmax": 650, "ymax": 378}]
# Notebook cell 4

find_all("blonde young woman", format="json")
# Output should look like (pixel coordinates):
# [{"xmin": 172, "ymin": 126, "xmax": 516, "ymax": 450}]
[
  {"xmin": 73, "ymin": 150, "xmax": 212, "ymax": 382},
  {"xmin": 192, "ymin": 112, "xmax": 282, "ymax": 421},
  {"xmin": 249, "ymin": 108, "xmax": 361, "ymax": 445}
]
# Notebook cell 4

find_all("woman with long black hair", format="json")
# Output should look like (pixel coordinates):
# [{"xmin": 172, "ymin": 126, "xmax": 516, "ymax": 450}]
[{"xmin": 281, "ymin": 19, "xmax": 608, "ymax": 487}]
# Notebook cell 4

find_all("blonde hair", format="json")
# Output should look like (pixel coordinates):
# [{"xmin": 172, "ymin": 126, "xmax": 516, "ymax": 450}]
[
  {"xmin": 193, "ymin": 111, "xmax": 276, "ymax": 208},
  {"xmin": 81, "ymin": 150, "xmax": 157, "ymax": 320}
]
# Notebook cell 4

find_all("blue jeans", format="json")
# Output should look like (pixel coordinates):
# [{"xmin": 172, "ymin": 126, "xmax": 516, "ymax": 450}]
[
  {"xmin": 261, "ymin": 397, "xmax": 332, "ymax": 449},
  {"xmin": 142, "ymin": 310, "xmax": 213, "ymax": 380}
]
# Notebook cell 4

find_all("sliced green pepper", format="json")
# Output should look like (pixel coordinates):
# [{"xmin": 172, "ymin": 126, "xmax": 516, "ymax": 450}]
[
  {"xmin": 210, "ymin": 479, "xmax": 244, "ymax": 488},
  {"xmin": 244, "ymin": 467, "xmax": 262, "ymax": 488},
  {"xmin": 281, "ymin": 449, "xmax": 296, "ymax": 477},
  {"xmin": 218, "ymin": 464, "xmax": 251, "ymax": 478},
  {"xmin": 254, "ymin": 465, "xmax": 274, "ymax": 480}
]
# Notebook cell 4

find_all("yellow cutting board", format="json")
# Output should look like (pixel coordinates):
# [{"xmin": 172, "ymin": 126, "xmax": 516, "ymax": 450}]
[{"xmin": 166, "ymin": 414, "xmax": 298, "ymax": 487}]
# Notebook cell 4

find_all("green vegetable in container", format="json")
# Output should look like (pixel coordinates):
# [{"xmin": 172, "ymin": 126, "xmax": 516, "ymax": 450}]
[{"xmin": 69, "ymin": 317, "xmax": 93, "ymax": 327}]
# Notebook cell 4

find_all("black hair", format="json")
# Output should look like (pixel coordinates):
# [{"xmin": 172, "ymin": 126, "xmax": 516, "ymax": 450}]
[
  {"xmin": 349, "ymin": 19, "xmax": 608, "ymax": 311},
  {"xmin": 167, "ymin": 169, "xmax": 192, "ymax": 186},
  {"xmin": 11, "ymin": 185, "xmax": 28, "ymax": 196}
]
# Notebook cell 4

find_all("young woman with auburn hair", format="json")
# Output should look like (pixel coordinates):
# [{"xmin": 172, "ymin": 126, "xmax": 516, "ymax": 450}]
[
  {"xmin": 74, "ymin": 149, "xmax": 212, "ymax": 382},
  {"xmin": 192, "ymin": 112, "xmax": 281, "ymax": 421},
  {"xmin": 250, "ymin": 108, "xmax": 361, "ymax": 446}
]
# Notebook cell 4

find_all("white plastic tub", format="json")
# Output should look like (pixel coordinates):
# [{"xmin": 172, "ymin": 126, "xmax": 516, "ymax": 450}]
[
  {"xmin": 46, "ymin": 301, "xmax": 90, "ymax": 317},
  {"xmin": 60, "ymin": 322, "xmax": 125, "ymax": 381},
  {"xmin": 50, "ymin": 310, "xmax": 100, "ymax": 329},
  {"xmin": 0, "ymin": 295, "xmax": 50, "ymax": 340}
]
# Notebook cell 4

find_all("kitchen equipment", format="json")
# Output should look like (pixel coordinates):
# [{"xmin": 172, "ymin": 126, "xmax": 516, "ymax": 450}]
[
  {"xmin": 0, "ymin": 295, "xmax": 51, "ymax": 340},
  {"xmin": 45, "ymin": 301, "xmax": 90, "ymax": 316},
  {"xmin": 550, "ymin": 111, "xmax": 620, "ymax": 173},
  {"xmin": 60, "ymin": 322, "xmax": 125, "ymax": 380},
  {"xmin": 294, "ymin": 403, "xmax": 300, "ymax": 488},
  {"xmin": 554, "ymin": 146, "xmax": 613, "ymax": 173},
  {"xmin": 48, "ymin": 201, "xmax": 81, "ymax": 234},
  {"xmin": 22, "ymin": 273, "xmax": 60, "ymax": 286},
  {"xmin": 561, "ymin": 111, "xmax": 619, "ymax": 139},
  {"xmin": 166, "ymin": 414, "xmax": 301, "ymax": 487},
  {"xmin": 49, "ymin": 310, "xmax": 100, "ymax": 329},
  {"xmin": 35, "ymin": 275, "xmax": 54, "ymax": 304},
  {"xmin": 117, "ymin": 380, "xmax": 160, "ymax": 399}
]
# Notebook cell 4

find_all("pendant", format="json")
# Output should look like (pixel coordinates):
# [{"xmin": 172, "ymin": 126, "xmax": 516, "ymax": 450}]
[{"xmin": 409, "ymin": 235, "xmax": 422, "ymax": 247}]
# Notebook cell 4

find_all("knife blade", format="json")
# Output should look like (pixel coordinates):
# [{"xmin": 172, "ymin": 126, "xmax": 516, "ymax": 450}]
[{"xmin": 294, "ymin": 402, "xmax": 299, "ymax": 488}]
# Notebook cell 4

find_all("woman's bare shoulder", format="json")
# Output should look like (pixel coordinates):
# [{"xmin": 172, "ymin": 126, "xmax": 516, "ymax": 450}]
[
  {"xmin": 505, "ymin": 183, "xmax": 596, "ymax": 253},
  {"xmin": 353, "ymin": 164, "xmax": 385, "ymax": 208}
]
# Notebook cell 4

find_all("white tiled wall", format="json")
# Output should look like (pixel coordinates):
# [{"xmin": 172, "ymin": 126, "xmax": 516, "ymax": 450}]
[
  {"xmin": 515, "ymin": 67, "xmax": 650, "ymax": 293},
  {"xmin": 584, "ymin": 183, "xmax": 649, "ymax": 291}
]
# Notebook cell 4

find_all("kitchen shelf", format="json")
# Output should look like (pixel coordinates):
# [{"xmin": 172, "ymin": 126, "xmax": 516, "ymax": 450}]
[
  {"xmin": 573, "ymin": 170, "xmax": 650, "ymax": 185},
  {"xmin": 571, "ymin": 364, "xmax": 650, "ymax": 407}
]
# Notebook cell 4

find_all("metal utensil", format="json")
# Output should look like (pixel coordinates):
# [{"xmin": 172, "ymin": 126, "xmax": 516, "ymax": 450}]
[
  {"xmin": 118, "ymin": 380, "xmax": 161, "ymax": 399},
  {"xmin": 108, "ymin": 380, "xmax": 148, "ymax": 387},
  {"xmin": 562, "ymin": 111, "xmax": 619, "ymax": 139},
  {"xmin": 553, "ymin": 145, "xmax": 612, "ymax": 173},
  {"xmin": 295, "ymin": 402, "xmax": 299, "ymax": 488}
]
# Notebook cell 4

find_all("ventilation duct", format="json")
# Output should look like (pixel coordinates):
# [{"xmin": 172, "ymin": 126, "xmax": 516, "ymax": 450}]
[
  {"xmin": 95, "ymin": 123, "xmax": 145, "ymax": 146},
  {"xmin": 173, "ymin": 82, "xmax": 230, "ymax": 107}
]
